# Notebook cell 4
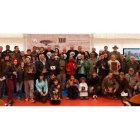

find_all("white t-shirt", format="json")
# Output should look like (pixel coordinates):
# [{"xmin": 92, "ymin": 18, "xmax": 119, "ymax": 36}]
[
  {"xmin": 108, "ymin": 60, "xmax": 120, "ymax": 74},
  {"xmin": 79, "ymin": 83, "xmax": 88, "ymax": 97}
]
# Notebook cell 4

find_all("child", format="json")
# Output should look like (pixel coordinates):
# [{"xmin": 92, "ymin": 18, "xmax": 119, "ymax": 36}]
[
  {"xmin": 88, "ymin": 71, "xmax": 100, "ymax": 99},
  {"xmin": 50, "ymin": 79, "xmax": 61, "ymax": 104},
  {"xmin": 79, "ymin": 77, "xmax": 88, "ymax": 99},
  {"xmin": 66, "ymin": 75, "xmax": 79, "ymax": 99}
]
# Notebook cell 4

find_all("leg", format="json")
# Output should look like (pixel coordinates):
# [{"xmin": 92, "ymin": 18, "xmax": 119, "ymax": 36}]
[
  {"xmin": 0, "ymin": 81, "xmax": 4, "ymax": 98},
  {"xmin": 24, "ymin": 80, "xmax": 30, "ymax": 99},
  {"xmin": 34, "ymin": 90, "xmax": 41, "ymax": 101},
  {"xmin": 6, "ymin": 79, "xmax": 15, "ymax": 102},
  {"xmin": 16, "ymin": 82, "xmax": 20, "ymax": 98},
  {"xmin": 19, "ymin": 81, "xmax": 23, "ymax": 98},
  {"xmin": 29, "ymin": 80, "xmax": 34, "ymax": 100},
  {"xmin": 41, "ymin": 95, "xmax": 47, "ymax": 103}
]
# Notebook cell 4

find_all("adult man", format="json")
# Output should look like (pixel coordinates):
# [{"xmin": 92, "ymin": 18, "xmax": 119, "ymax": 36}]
[
  {"xmin": 46, "ymin": 54, "xmax": 59, "ymax": 76},
  {"xmin": 35, "ymin": 53, "xmax": 47, "ymax": 79},
  {"xmin": 0, "ymin": 46, "xmax": 4, "ymax": 61},
  {"xmin": 96, "ymin": 54, "xmax": 109, "ymax": 83},
  {"xmin": 119, "ymin": 54, "xmax": 128, "ymax": 74},
  {"xmin": 125, "ymin": 68, "xmax": 140, "ymax": 97},
  {"xmin": 24, "ymin": 57, "xmax": 36, "ymax": 102},
  {"xmin": 102, "ymin": 72, "xmax": 119, "ymax": 98},
  {"xmin": 110, "ymin": 45, "xmax": 120, "ymax": 60},
  {"xmin": 66, "ymin": 45, "xmax": 78, "ymax": 59},
  {"xmin": 102, "ymin": 46, "xmax": 110, "ymax": 60},
  {"xmin": 13, "ymin": 46, "xmax": 20, "ymax": 60},
  {"xmin": 127, "ymin": 56, "xmax": 140, "ymax": 74},
  {"xmin": 2, "ymin": 45, "xmax": 13, "ymax": 58},
  {"xmin": 108, "ymin": 54, "xmax": 121, "ymax": 76},
  {"xmin": 90, "ymin": 47, "xmax": 98, "ymax": 58}
]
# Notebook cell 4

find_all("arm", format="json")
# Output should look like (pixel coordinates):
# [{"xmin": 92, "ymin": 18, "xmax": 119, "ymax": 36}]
[
  {"xmin": 35, "ymin": 79, "xmax": 42, "ymax": 93},
  {"xmin": 44, "ymin": 80, "xmax": 48, "ymax": 95}
]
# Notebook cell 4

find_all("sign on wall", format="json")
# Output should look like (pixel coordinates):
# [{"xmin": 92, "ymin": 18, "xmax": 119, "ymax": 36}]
[{"xmin": 25, "ymin": 34, "xmax": 91, "ymax": 51}]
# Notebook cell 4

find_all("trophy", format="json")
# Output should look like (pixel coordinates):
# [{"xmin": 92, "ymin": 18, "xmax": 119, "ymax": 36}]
[
  {"xmin": 52, "ymin": 89, "xmax": 59, "ymax": 100},
  {"xmin": 50, "ymin": 66, "xmax": 56, "ymax": 70},
  {"xmin": 81, "ymin": 86, "xmax": 85, "ymax": 91},
  {"xmin": 107, "ymin": 86, "xmax": 114, "ymax": 94},
  {"xmin": 111, "ymin": 62, "xmax": 117, "ymax": 71},
  {"xmin": 28, "ymin": 66, "xmax": 33, "ymax": 73}
]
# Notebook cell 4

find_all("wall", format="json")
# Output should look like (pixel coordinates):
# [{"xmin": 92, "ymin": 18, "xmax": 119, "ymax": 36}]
[
  {"xmin": 0, "ymin": 35, "xmax": 25, "ymax": 51},
  {"xmin": 1, "ymin": 34, "xmax": 140, "ymax": 54},
  {"xmin": 93, "ymin": 38, "xmax": 140, "ymax": 54}
]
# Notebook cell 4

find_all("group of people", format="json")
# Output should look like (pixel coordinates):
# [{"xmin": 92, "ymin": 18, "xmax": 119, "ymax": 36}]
[{"xmin": 0, "ymin": 44, "xmax": 140, "ymax": 105}]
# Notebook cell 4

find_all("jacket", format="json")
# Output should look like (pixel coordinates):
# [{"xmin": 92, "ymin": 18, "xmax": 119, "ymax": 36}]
[
  {"xmin": 102, "ymin": 77, "xmax": 119, "ymax": 90},
  {"xmin": 24, "ymin": 63, "xmax": 36, "ymax": 80},
  {"xmin": 4, "ymin": 64, "xmax": 18, "ymax": 80},
  {"xmin": 77, "ymin": 59, "xmax": 90, "ymax": 75},
  {"xmin": 66, "ymin": 59, "xmax": 77, "ymax": 75},
  {"xmin": 36, "ymin": 79, "xmax": 48, "ymax": 94}
]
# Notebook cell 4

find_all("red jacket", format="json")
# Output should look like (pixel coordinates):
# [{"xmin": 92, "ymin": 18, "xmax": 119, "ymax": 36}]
[{"xmin": 66, "ymin": 59, "xmax": 77, "ymax": 75}]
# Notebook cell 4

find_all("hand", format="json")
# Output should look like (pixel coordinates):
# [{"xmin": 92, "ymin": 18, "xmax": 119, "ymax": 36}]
[
  {"xmin": 42, "ymin": 93, "xmax": 46, "ymax": 96},
  {"xmin": 57, "ymin": 85, "xmax": 60, "ymax": 88},
  {"xmin": 40, "ymin": 92, "xmax": 43, "ymax": 96},
  {"xmin": 114, "ymin": 89, "xmax": 116, "ymax": 93},
  {"xmin": 13, "ymin": 71, "xmax": 17, "ymax": 75},
  {"xmin": 134, "ymin": 86, "xmax": 137, "ymax": 90},
  {"xmin": 102, "ymin": 66, "xmax": 105, "ymax": 69}
]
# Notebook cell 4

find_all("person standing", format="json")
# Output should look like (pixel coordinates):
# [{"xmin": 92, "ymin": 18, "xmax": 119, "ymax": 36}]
[
  {"xmin": 110, "ymin": 45, "xmax": 120, "ymax": 61},
  {"xmin": 77, "ymin": 54, "xmax": 90, "ymax": 80},
  {"xmin": 24, "ymin": 57, "xmax": 36, "ymax": 102},
  {"xmin": 4, "ymin": 58, "xmax": 19, "ymax": 105},
  {"xmin": 16, "ymin": 61, "xmax": 25, "ymax": 99},
  {"xmin": 96, "ymin": 54, "xmax": 109, "ymax": 83}
]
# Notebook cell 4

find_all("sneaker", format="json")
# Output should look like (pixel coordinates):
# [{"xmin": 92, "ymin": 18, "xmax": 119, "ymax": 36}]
[{"xmin": 93, "ymin": 95, "xmax": 97, "ymax": 99}]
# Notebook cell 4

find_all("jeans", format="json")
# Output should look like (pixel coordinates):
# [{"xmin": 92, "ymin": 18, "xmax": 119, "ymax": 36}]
[
  {"xmin": 16, "ymin": 81, "xmax": 23, "ymax": 92},
  {"xmin": 6, "ymin": 79, "xmax": 15, "ymax": 102},
  {"xmin": 0, "ymin": 81, "xmax": 4, "ymax": 98},
  {"xmin": 24, "ymin": 80, "xmax": 34, "ymax": 99},
  {"xmin": 57, "ymin": 73, "xmax": 66, "ymax": 90}
]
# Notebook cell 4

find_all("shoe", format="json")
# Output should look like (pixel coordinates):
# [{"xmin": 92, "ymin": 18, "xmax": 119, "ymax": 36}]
[
  {"xmin": 66, "ymin": 97, "xmax": 70, "ymax": 100},
  {"xmin": 30, "ymin": 99, "xmax": 35, "ymax": 103},
  {"xmin": 25, "ymin": 98, "xmax": 29, "ymax": 102},
  {"xmin": 93, "ymin": 95, "xmax": 97, "ymax": 99}
]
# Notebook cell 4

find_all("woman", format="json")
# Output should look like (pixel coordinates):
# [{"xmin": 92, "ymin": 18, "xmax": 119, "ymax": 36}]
[
  {"xmin": 16, "ymin": 61, "xmax": 25, "ymax": 99},
  {"xmin": 77, "ymin": 54, "xmax": 90, "ymax": 79},
  {"xmin": 34, "ymin": 73, "xmax": 48, "ymax": 103},
  {"xmin": 66, "ymin": 56, "xmax": 77, "ymax": 79},
  {"xmin": 4, "ymin": 58, "xmax": 19, "ymax": 105}
]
